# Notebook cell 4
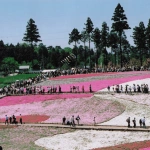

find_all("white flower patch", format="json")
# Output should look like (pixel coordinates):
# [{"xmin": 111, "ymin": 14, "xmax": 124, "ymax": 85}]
[{"xmin": 35, "ymin": 130, "xmax": 150, "ymax": 150}]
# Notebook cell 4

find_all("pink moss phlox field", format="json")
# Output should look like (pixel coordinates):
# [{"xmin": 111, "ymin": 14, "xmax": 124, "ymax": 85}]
[
  {"xmin": 0, "ymin": 97, "xmax": 124, "ymax": 124},
  {"xmin": 0, "ymin": 94, "xmax": 92, "ymax": 106},
  {"xmin": 0, "ymin": 115, "xmax": 49, "ymax": 123},
  {"xmin": 51, "ymin": 71, "xmax": 149, "ymax": 80},
  {"xmin": 51, "ymin": 72, "xmax": 119, "ymax": 80},
  {"xmin": 53, "ymin": 73, "xmax": 150, "ymax": 92},
  {"xmin": 139, "ymin": 148, "xmax": 150, "ymax": 150}
]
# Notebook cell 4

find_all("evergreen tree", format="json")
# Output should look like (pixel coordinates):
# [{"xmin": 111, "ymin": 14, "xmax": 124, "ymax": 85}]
[
  {"xmin": 23, "ymin": 18, "xmax": 42, "ymax": 45},
  {"xmin": 91, "ymin": 28, "xmax": 101, "ymax": 66},
  {"xmin": 68, "ymin": 28, "xmax": 81, "ymax": 67},
  {"xmin": 0, "ymin": 40, "xmax": 5, "ymax": 62},
  {"xmin": 133, "ymin": 22, "xmax": 146, "ymax": 66},
  {"xmin": 111, "ymin": 3, "xmax": 130, "ymax": 67},
  {"xmin": 81, "ymin": 30, "xmax": 89, "ymax": 68},
  {"xmin": 84, "ymin": 17, "xmax": 94, "ymax": 70},
  {"xmin": 101, "ymin": 22, "xmax": 109, "ymax": 66},
  {"xmin": 108, "ymin": 31, "xmax": 119, "ymax": 66},
  {"xmin": 101, "ymin": 22, "xmax": 109, "ymax": 49},
  {"xmin": 68, "ymin": 28, "xmax": 81, "ymax": 46},
  {"xmin": 121, "ymin": 31, "xmax": 131, "ymax": 66},
  {"xmin": 146, "ymin": 19, "xmax": 150, "ymax": 58}
]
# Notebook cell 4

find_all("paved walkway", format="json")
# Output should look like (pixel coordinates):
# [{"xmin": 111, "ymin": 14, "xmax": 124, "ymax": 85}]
[{"xmin": 0, "ymin": 123, "xmax": 149, "ymax": 132}]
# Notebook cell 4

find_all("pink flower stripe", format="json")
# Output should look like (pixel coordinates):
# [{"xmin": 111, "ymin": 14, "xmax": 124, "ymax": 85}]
[
  {"xmin": 51, "ymin": 72, "xmax": 120, "ymax": 80},
  {"xmin": 139, "ymin": 148, "xmax": 150, "ymax": 150},
  {"xmin": 0, "ymin": 94, "xmax": 92, "ymax": 106},
  {"xmin": 48, "ymin": 73, "xmax": 150, "ymax": 92},
  {"xmin": 51, "ymin": 71, "xmax": 149, "ymax": 80},
  {"xmin": 0, "ymin": 115, "xmax": 49, "ymax": 123}
]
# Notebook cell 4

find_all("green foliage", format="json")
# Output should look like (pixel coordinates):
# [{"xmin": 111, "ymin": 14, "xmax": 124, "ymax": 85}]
[
  {"xmin": 84, "ymin": 17, "xmax": 94, "ymax": 34},
  {"xmin": 111, "ymin": 3, "xmax": 130, "ymax": 34},
  {"xmin": 23, "ymin": 18, "xmax": 42, "ymax": 44},
  {"xmin": 146, "ymin": 19, "xmax": 150, "ymax": 55},
  {"xmin": 133, "ymin": 22, "xmax": 146, "ymax": 66},
  {"xmin": 0, "ymin": 74, "xmax": 38, "ymax": 88},
  {"xmin": 84, "ymin": 17, "xmax": 94, "ymax": 69},
  {"xmin": 101, "ymin": 22, "xmax": 109, "ymax": 48},
  {"xmin": 1, "ymin": 57, "xmax": 19, "ymax": 73},
  {"xmin": 68, "ymin": 28, "xmax": 81, "ymax": 46},
  {"xmin": 91, "ymin": 28, "xmax": 101, "ymax": 48},
  {"xmin": 111, "ymin": 3, "xmax": 130, "ymax": 67},
  {"xmin": 80, "ymin": 30, "xmax": 89, "ymax": 44},
  {"xmin": 64, "ymin": 47, "xmax": 72, "ymax": 53}
]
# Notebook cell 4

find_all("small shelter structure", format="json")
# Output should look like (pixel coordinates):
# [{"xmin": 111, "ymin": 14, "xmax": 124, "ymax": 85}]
[{"xmin": 19, "ymin": 65, "xmax": 30, "ymax": 73}]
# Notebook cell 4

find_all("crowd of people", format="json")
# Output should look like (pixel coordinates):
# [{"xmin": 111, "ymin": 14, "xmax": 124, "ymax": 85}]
[
  {"xmin": 62, "ymin": 115, "xmax": 81, "ymax": 126},
  {"xmin": 126, "ymin": 117, "xmax": 146, "ymax": 128},
  {"xmin": 0, "ymin": 79, "xmax": 93, "ymax": 96},
  {"xmin": 4, "ymin": 114, "xmax": 22, "ymax": 125},
  {"xmin": 107, "ymin": 83, "xmax": 149, "ymax": 94},
  {"xmin": 0, "ymin": 74, "xmax": 47, "ymax": 95},
  {"xmin": 45, "ymin": 66, "xmax": 150, "ymax": 78}
]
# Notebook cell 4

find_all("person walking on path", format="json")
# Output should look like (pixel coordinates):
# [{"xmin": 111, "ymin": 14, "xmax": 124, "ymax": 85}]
[
  {"xmin": 107, "ymin": 86, "xmax": 110, "ymax": 92},
  {"xmin": 126, "ymin": 117, "xmax": 130, "ymax": 127},
  {"xmin": 89, "ymin": 84, "xmax": 92, "ymax": 93},
  {"xmin": 5, "ymin": 115, "xmax": 9, "ymax": 125},
  {"xmin": 20, "ymin": 114, "xmax": 22, "ymax": 124},
  {"xmin": 82, "ymin": 85, "xmax": 84, "ymax": 93},
  {"xmin": 93, "ymin": 117, "xmax": 96, "ymax": 126},
  {"xmin": 9, "ymin": 116, "xmax": 12, "ymax": 124},
  {"xmin": 142, "ymin": 117, "xmax": 146, "ymax": 128},
  {"xmin": 71, "ymin": 115, "xmax": 75, "ymax": 127},
  {"xmin": 139, "ymin": 118, "xmax": 142, "ymax": 127},
  {"xmin": 62, "ymin": 116, "xmax": 66, "ymax": 125},
  {"xmin": 76, "ymin": 115, "xmax": 80, "ymax": 125},
  {"xmin": 132, "ymin": 118, "xmax": 136, "ymax": 128}
]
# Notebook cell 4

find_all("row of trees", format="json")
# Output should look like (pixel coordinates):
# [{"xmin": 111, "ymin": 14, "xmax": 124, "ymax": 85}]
[
  {"xmin": 0, "ymin": 3, "xmax": 150, "ymax": 74},
  {"xmin": 68, "ymin": 3, "xmax": 150, "ymax": 69}
]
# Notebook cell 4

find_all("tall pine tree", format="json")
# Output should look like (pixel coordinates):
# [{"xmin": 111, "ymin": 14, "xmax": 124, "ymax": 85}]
[
  {"xmin": 81, "ymin": 30, "xmax": 89, "ymax": 68},
  {"xmin": 23, "ymin": 18, "xmax": 42, "ymax": 45},
  {"xmin": 133, "ymin": 22, "xmax": 146, "ymax": 66},
  {"xmin": 91, "ymin": 28, "xmax": 101, "ymax": 66},
  {"xmin": 68, "ymin": 28, "xmax": 81, "ymax": 67},
  {"xmin": 146, "ymin": 19, "xmax": 150, "ymax": 58},
  {"xmin": 84, "ymin": 17, "xmax": 94, "ymax": 70},
  {"xmin": 111, "ymin": 3, "xmax": 130, "ymax": 67}
]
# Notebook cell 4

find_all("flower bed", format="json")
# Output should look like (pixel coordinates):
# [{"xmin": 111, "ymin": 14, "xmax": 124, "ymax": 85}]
[
  {"xmin": 51, "ymin": 71, "xmax": 150, "ymax": 80},
  {"xmin": 0, "ymin": 115, "xmax": 49, "ymax": 123},
  {"xmin": 59, "ymin": 73, "xmax": 150, "ymax": 92},
  {"xmin": 93, "ymin": 140, "xmax": 150, "ymax": 150},
  {"xmin": 0, "ymin": 93, "xmax": 92, "ymax": 106},
  {"xmin": 0, "ymin": 97, "xmax": 125, "ymax": 124},
  {"xmin": 51, "ymin": 72, "xmax": 119, "ymax": 80},
  {"xmin": 39, "ymin": 73, "xmax": 150, "ymax": 93},
  {"xmin": 1, "ymin": 71, "xmax": 150, "ymax": 149}
]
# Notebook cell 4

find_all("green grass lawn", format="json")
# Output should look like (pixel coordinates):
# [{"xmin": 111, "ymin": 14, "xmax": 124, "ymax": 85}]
[{"xmin": 0, "ymin": 74, "xmax": 38, "ymax": 88}]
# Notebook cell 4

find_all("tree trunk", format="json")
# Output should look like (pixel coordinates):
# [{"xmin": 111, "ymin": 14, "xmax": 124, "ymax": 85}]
[
  {"xmin": 111, "ymin": 47, "xmax": 113, "ymax": 65},
  {"xmin": 114, "ymin": 51, "xmax": 116, "ymax": 66},
  {"xmin": 119, "ymin": 33, "xmax": 122, "ymax": 68},
  {"xmin": 75, "ymin": 42, "xmax": 77, "ymax": 68},
  {"xmin": 140, "ymin": 48, "xmax": 142, "ymax": 66},
  {"xmin": 89, "ymin": 35, "xmax": 91, "ymax": 71},
  {"xmin": 84, "ymin": 42, "xmax": 86, "ymax": 69}
]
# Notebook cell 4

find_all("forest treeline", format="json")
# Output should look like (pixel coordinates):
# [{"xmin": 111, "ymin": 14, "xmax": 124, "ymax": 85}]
[{"xmin": 1, "ymin": 3, "xmax": 150, "ymax": 74}]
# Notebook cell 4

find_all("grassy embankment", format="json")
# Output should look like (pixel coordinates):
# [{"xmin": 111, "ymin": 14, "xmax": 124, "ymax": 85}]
[{"xmin": 0, "ymin": 74, "xmax": 38, "ymax": 88}]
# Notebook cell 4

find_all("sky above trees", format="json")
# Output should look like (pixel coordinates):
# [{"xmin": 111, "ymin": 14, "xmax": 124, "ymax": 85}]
[{"xmin": 0, "ymin": 0, "xmax": 150, "ymax": 48}]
